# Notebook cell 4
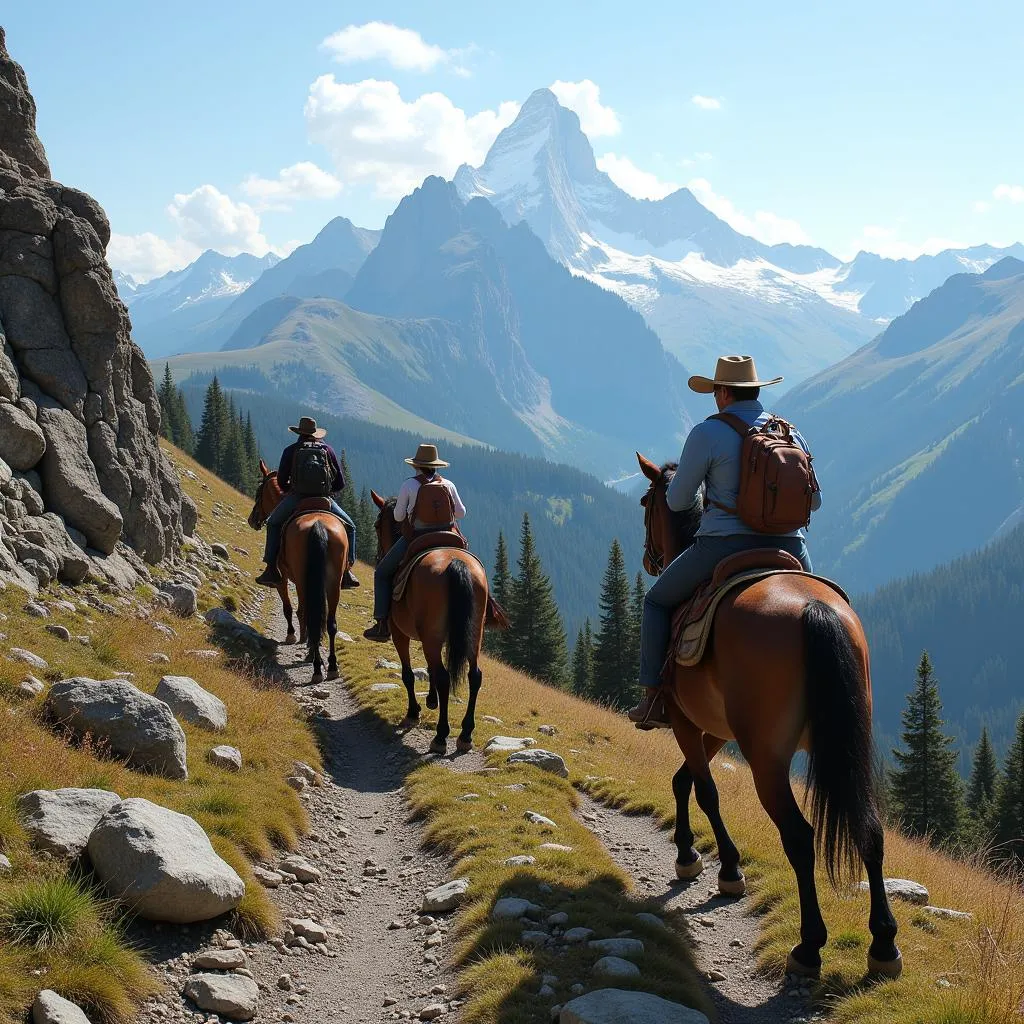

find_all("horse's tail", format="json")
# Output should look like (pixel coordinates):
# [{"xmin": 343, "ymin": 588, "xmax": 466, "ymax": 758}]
[
  {"xmin": 445, "ymin": 558, "xmax": 476, "ymax": 694},
  {"xmin": 803, "ymin": 598, "xmax": 881, "ymax": 887},
  {"xmin": 304, "ymin": 520, "xmax": 329, "ymax": 659}
]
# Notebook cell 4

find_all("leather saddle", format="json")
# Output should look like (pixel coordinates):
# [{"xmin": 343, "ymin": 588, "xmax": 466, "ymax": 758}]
[
  {"xmin": 283, "ymin": 497, "xmax": 342, "ymax": 529},
  {"xmin": 664, "ymin": 548, "xmax": 845, "ymax": 674},
  {"xmin": 393, "ymin": 531, "xmax": 474, "ymax": 604}
]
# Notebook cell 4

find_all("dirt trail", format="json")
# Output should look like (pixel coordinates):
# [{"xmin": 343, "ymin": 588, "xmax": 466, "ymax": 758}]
[{"xmin": 577, "ymin": 792, "xmax": 819, "ymax": 1024}]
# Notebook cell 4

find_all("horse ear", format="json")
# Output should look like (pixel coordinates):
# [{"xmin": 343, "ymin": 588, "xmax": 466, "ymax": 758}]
[
  {"xmin": 259, "ymin": 458, "xmax": 269, "ymax": 476},
  {"xmin": 371, "ymin": 490, "xmax": 386, "ymax": 509},
  {"xmin": 637, "ymin": 452, "xmax": 661, "ymax": 481}
]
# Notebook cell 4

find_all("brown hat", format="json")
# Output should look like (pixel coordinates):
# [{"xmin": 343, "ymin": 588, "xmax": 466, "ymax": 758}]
[
  {"xmin": 288, "ymin": 416, "xmax": 326, "ymax": 438},
  {"xmin": 687, "ymin": 355, "xmax": 784, "ymax": 395},
  {"xmin": 405, "ymin": 443, "xmax": 449, "ymax": 469}
]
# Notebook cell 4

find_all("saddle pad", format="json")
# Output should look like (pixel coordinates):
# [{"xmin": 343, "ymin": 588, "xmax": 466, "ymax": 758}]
[
  {"xmin": 671, "ymin": 570, "xmax": 849, "ymax": 669},
  {"xmin": 393, "ymin": 548, "xmax": 486, "ymax": 604}
]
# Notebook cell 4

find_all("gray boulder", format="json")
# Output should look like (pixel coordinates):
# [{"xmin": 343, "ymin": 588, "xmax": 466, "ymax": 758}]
[
  {"xmin": 45, "ymin": 677, "xmax": 188, "ymax": 779},
  {"xmin": 560, "ymin": 989, "xmax": 710, "ymax": 1024},
  {"xmin": 588, "ymin": 937, "xmax": 644, "ymax": 958},
  {"xmin": 422, "ymin": 878, "xmax": 470, "ymax": 914},
  {"xmin": 31, "ymin": 990, "xmax": 92, "ymax": 1024},
  {"xmin": 507, "ymin": 748, "xmax": 569, "ymax": 778},
  {"xmin": 0, "ymin": 400, "xmax": 45, "ymax": 469},
  {"xmin": 158, "ymin": 581, "xmax": 197, "ymax": 617},
  {"xmin": 491, "ymin": 897, "xmax": 541, "ymax": 921},
  {"xmin": 591, "ymin": 957, "xmax": 640, "ymax": 979},
  {"xmin": 155, "ymin": 675, "xmax": 227, "ymax": 731},
  {"xmin": 182, "ymin": 973, "xmax": 258, "ymax": 1021},
  {"xmin": 16, "ymin": 787, "xmax": 120, "ymax": 858},
  {"xmin": 208, "ymin": 745, "xmax": 242, "ymax": 771},
  {"xmin": 88, "ymin": 798, "xmax": 245, "ymax": 923},
  {"xmin": 857, "ymin": 878, "xmax": 929, "ymax": 905},
  {"xmin": 484, "ymin": 736, "xmax": 536, "ymax": 752}
]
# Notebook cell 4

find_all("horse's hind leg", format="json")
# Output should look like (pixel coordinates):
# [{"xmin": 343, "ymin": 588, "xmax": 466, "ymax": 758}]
[
  {"xmin": 393, "ymin": 630, "xmax": 420, "ymax": 729},
  {"xmin": 456, "ymin": 662, "xmax": 482, "ymax": 753},
  {"xmin": 325, "ymin": 580, "xmax": 340, "ymax": 681},
  {"xmin": 426, "ymin": 641, "xmax": 450, "ymax": 755},
  {"xmin": 752, "ymin": 763, "xmax": 827, "ymax": 977},
  {"xmin": 278, "ymin": 581, "xmax": 296, "ymax": 643},
  {"xmin": 862, "ymin": 814, "xmax": 901, "ymax": 976}
]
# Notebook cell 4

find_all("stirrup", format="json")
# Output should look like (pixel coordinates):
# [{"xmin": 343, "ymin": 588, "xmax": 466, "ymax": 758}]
[
  {"xmin": 255, "ymin": 566, "xmax": 282, "ymax": 586},
  {"xmin": 363, "ymin": 621, "xmax": 390, "ymax": 642},
  {"xmin": 632, "ymin": 691, "xmax": 672, "ymax": 730}
]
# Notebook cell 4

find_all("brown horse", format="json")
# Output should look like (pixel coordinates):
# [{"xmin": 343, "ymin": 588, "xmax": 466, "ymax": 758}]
[
  {"xmin": 248, "ymin": 460, "xmax": 348, "ymax": 683},
  {"xmin": 370, "ymin": 491, "xmax": 497, "ymax": 755},
  {"xmin": 636, "ymin": 452, "xmax": 901, "ymax": 981}
]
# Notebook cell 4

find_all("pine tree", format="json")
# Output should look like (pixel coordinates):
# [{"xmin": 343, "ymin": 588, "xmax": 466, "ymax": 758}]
[
  {"xmin": 505, "ymin": 514, "xmax": 568, "ymax": 685},
  {"xmin": 888, "ymin": 651, "xmax": 965, "ymax": 845},
  {"xmin": 966, "ymin": 727, "xmax": 999, "ymax": 838},
  {"xmin": 590, "ymin": 540, "xmax": 634, "ymax": 708},
  {"xmin": 572, "ymin": 619, "xmax": 595, "ymax": 697},
  {"xmin": 243, "ymin": 412, "xmax": 258, "ymax": 468},
  {"xmin": 338, "ymin": 449, "xmax": 357, "ymax": 508},
  {"xmin": 356, "ymin": 487, "xmax": 377, "ymax": 564},
  {"xmin": 219, "ymin": 402, "xmax": 250, "ymax": 493},
  {"xmin": 158, "ymin": 363, "xmax": 176, "ymax": 441},
  {"xmin": 485, "ymin": 531, "xmax": 512, "ymax": 657},
  {"xmin": 628, "ymin": 571, "xmax": 646, "ymax": 686},
  {"xmin": 994, "ymin": 711, "xmax": 1024, "ymax": 869},
  {"xmin": 172, "ymin": 386, "xmax": 194, "ymax": 454},
  {"xmin": 194, "ymin": 376, "xmax": 229, "ymax": 475}
]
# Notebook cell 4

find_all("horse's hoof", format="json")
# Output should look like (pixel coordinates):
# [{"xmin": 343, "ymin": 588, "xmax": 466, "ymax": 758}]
[
  {"xmin": 456, "ymin": 738, "xmax": 473, "ymax": 753},
  {"xmin": 426, "ymin": 694, "xmax": 439, "ymax": 711},
  {"xmin": 785, "ymin": 950, "xmax": 821, "ymax": 979},
  {"xmin": 310, "ymin": 673, "xmax": 324, "ymax": 685},
  {"xmin": 674, "ymin": 852, "xmax": 704, "ymax": 880},
  {"xmin": 326, "ymin": 669, "xmax": 340, "ymax": 681},
  {"xmin": 867, "ymin": 951, "xmax": 903, "ymax": 979},
  {"xmin": 283, "ymin": 634, "xmax": 297, "ymax": 646},
  {"xmin": 398, "ymin": 717, "xmax": 419, "ymax": 730},
  {"xmin": 718, "ymin": 871, "xmax": 746, "ymax": 897},
  {"xmin": 428, "ymin": 738, "xmax": 447, "ymax": 755}
]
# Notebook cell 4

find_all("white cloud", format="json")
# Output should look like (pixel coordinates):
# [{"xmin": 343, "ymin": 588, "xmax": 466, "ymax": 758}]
[
  {"xmin": 167, "ymin": 184, "xmax": 270, "ymax": 255},
  {"xmin": 305, "ymin": 76, "xmax": 519, "ymax": 199},
  {"xmin": 107, "ymin": 232, "xmax": 201, "ymax": 283},
  {"xmin": 241, "ymin": 161, "xmax": 343, "ymax": 210},
  {"xmin": 994, "ymin": 183, "xmax": 1024, "ymax": 204},
  {"xmin": 549, "ymin": 79, "xmax": 621, "ymax": 137},
  {"xmin": 321, "ymin": 22, "xmax": 451, "ymax": 72},
  {"xmin": 691, "ymin": 95, "xmax": 722, "ymax": 111},
  {"xmin": 973, "ymin": 200, "xmax": 992, "ymax": 214},
  {"xmin": 597, "ymin": 153, "xmax": 678, "ymax": 200},
  {"xmin": 686, "ymin": 178, "xmax": 810, "ymax": 246}
]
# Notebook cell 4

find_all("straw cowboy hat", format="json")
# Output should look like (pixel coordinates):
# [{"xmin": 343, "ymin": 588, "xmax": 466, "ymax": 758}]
[
  {"xmin": 405, "ymin": 443, "xmax": 449, "ymax": 469},
  {"xmin": 687, "ymin": 355, "xmax": 784, "ymax": 395},
  {"xmin": 288, "ymin": 416, "xmax": 327, "ymax": 438}
]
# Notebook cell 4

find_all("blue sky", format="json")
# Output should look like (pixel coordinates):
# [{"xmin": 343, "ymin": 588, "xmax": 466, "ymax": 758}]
[{"xmin": 7, "ymin": 0, "xmax": 1024, "ymax": 280}]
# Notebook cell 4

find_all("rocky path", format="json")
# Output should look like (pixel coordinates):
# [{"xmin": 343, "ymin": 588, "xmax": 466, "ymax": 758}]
[
  {"xmin": 137, "ymin": 608, "xmax": 466, "ymax": 1024},
  {"xmin": 576, "ymin": 793, "xmax": 820, "ymax": 1024}
]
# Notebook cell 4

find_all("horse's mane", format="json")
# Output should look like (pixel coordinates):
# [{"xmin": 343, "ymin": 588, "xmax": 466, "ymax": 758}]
[{"xmin": 658, "ymin": 462, "xmax": 703, "ymax": 548}]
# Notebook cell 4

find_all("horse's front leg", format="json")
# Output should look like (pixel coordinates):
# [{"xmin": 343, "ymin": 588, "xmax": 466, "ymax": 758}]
[
  {"xmin": 277, "ymin": 581, "xmax": 296, "ymax": 644},
  {"xmin": 393, "ymin": 630, "xmax": 420, "ymax": 729},
  {"xmin": 426, "ymin": 644, "xmax": 450, "ymax": 755},
  {"xmin": 690, "ymin": 735, "xmax": 745, "ymax": 896}
]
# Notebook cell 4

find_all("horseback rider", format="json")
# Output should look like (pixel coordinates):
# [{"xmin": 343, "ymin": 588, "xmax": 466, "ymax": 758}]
[
  {"xmin": 627, "ymin": 356, "xmax": 822, "ymax": 728},
  {"xmin": 363, "ymin": 443, "xmax": 467, "ymax": 642},
  {"xmin": 254, "ymin": 416, "xmax": 360, "ymax": 589}
]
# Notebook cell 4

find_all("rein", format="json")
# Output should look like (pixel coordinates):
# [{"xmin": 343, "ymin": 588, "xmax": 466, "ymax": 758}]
[
  {"xmin": 642, "ymin": 481, "xmax": 665, "ymax": 577},
  {"xmin": 373, "ymin": 499, "xmax": 400, "ymax": 566},
  {"xmin": 248, "ymin": 473, "xmax": 280, "ymax": 529}
]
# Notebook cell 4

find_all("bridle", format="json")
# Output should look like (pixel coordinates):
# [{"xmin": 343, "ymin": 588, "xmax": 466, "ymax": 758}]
[
  {"xmin": 641, "ymin": 479, "xmax": 665, "ymax": 578},
  {"xmin": 248, "ymin": 473, "xmax": 277, "ymax": 530},
  {"xmin": 373, "ymin": 500, "xmax": 400, "ymax": 566}
]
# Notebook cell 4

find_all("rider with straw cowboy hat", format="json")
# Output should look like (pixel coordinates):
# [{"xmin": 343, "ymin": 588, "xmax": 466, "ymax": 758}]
[
  {"xmin": 363, "ymin": 443, "xmax": 467, "ymax": 642},
  {"xmin": 628, "ymin": 355, "xmax": 822, "ymax": 728},
  {"xmin": 255, "ymin": 415, "xmax": 360, "ymax": 589}
]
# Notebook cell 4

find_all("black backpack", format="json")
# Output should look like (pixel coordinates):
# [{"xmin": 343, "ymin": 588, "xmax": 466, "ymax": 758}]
[{"xmin": 291, "ymin": 442, "xmax": 333, "ymax": 496}]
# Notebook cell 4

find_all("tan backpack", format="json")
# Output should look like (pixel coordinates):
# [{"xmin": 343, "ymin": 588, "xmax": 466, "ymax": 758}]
[
  {"xmin": 708, "ymin": 413, "xmax": 819, "ymax": 535},
  {"xmin": 412, "ymin": 473, "xmax": 456, "ymax": 530}
]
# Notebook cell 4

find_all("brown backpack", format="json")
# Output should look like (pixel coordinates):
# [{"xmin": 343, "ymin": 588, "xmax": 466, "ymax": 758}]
[
  {"xmin": 708, "ymin": 413, "xmax": 819, "ymax": 535},
  {"xmin": 412, "ymin": 473, "xmax": 456, "ymax": 530}
]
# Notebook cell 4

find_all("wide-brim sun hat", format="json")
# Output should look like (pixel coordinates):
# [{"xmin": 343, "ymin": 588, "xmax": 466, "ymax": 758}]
[
  {"xmin": 687, "ymin": 355, "xmax": 784, "ymax": 394},
  {"xmin": 288, "ymin": 415, "xmax": 327, "ymax": 438},
  {"xmin": 405, "ymin": 443, "xmax": 449, "ymax": 469}
]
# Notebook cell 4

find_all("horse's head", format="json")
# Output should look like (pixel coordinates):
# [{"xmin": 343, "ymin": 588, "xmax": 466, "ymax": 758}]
[
  {"xmin": 637, "ymin": 452, "xmax": 703, "ymax": 576},
  {"xmin": 247, "ymin": 459, "xmax": 282, "ymax": 530},
  {"xmin": 371, "ymin": 490, "xmax": 401, "ymax": 563}
]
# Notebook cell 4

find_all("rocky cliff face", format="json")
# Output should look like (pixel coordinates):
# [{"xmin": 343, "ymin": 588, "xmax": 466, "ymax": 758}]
[{"xmin": 0, "ymin": 27, "xmax": 195, "ymax": 590}]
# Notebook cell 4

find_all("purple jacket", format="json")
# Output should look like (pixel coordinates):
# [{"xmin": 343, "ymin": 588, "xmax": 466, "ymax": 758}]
[{"xmin": 277, "ymin": 441, "xmax": 343, "ymax": 493}]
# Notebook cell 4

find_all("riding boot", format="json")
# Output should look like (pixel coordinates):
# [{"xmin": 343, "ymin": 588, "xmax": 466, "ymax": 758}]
[
  {"xmin": 342, "ymin": 568, "xmax": 361, "ymax": 589},
  {"xmin": 255, "ymin": 522, "xmax": 283, "ymax": 586},
  {"xmin": 363, "ymin": 619, "xmax": 390, "ymax": 642},
  {"xmin": 627, "ymin": 687, "xmax": 672, "ymax": 729}
]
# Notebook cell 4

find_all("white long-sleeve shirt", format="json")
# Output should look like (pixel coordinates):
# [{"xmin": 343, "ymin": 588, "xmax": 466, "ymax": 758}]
[{"xmin": 394, "ymin": 475, "xmax": 467, "ymax": 525}]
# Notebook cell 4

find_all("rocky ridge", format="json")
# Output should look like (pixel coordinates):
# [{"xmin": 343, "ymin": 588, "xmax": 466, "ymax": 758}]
[{"xmin": 0, "ymin": 28, "xmax": 195, "ymax": 591}]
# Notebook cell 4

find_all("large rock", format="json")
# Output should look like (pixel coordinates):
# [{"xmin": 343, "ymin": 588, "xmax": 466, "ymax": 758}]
[
  {"xmin": 0, "ymin": 28, "xmax": 50, "ymax": 179},
  {"xmin": 857, "ymin": 878, "xmax": 929, "ymax": 905},
  {"xmin": 591, "ymin": 957, "xmax": 641, "ymax": 979},
  {"xmin": 484, "ymin": 736, "xmax": 536, "ymax": 752},
  {"xmin": 16, "ymin": 787, "xmax": 120, "ymax": 858},
  {"xmin": 506, "ymin": 748, "xmax": 569, "ymax": 778},
  {"xmin": 158, "ymin": 581, "xmax": 197, "ymax": 617},
  {"xmin": 31, "ymin": 990, "xmax": 92, "ymax": 1024},
  {"xmin": 182, "ymin": 973, "xmax": 258, "ymax": 1020},
  {"xmin": 45, "ymin": 677, "xmax": 188, "ymax": 778},
  {"xmin": 88, "ymin": 798, "xmax": 245, "ymax": 923},
  {"xmin": 155, "ymin": 675, "xmax": 227, "ymax": 731},
  {"xmin": 560, "ymin": 989, "xmax": 710, "ymax": 1024},
  {"xmin": 422, "ymin": 878, "xmax": 470, "ymax": 914},
  {"xmin": 0, "ymin": 400, "xmax": 45, "ymax": 469}
]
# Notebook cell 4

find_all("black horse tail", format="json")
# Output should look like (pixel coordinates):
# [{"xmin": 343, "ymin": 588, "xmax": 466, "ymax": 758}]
[
  {"xmin": 304, "ymin": 520, "xmax": 329, "ymax": 660},
  {"xmin": 803, "ymin": 599, "xmax": 881, "ymax": 887},
  {"xmin": 445, "ymin": 558, "xmax": 476, "ymax": 694}
]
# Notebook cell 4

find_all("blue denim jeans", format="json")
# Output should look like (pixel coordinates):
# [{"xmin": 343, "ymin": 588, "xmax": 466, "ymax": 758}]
[
  {"xmin": 373, "ymin": 537, "xmax": 409, "ymax": 620},
  {"xmin": 638, "ymin": 534, "xmax": 813, "ymax": 688},
  {"xmin": 263, "ymin": 494, "xmax": 356, "ymax": 568}
]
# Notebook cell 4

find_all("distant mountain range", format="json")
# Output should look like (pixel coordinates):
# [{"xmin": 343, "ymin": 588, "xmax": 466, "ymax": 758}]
[{"xmin": 782, "ymin": 256, "xmax": 1024, "ymax": 592}]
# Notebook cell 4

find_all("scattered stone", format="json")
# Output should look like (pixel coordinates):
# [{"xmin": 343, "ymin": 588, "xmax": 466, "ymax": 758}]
[
  {"xmin": 370, "ymin": 682, "xmax": 400, "ymax": 692},
  {"xmin": 524, "ymin": 811, "xmax": 557, "ymax": 828},
  {"xmin": 293, "ymin": 761, "xmax": 318, "ymax": 783},
  {"xmin": 88, "ymin": 798, "xmax": 245, "ymax": 922},
  {"xmin": 211, "ymin": 543, "xmax": 229, "ymax": 559},
  {"xmin": 193, "ymin": 948, "xmax": 247, "ymax": 970},
  {"xmin": 149, "ymin": 652, "xmax": 170, "ymax": 664},
  {"xmin": 481, "ymin": 715, "xmax": 503, "ymax": 724},
  {"xmin": 286, "ymin": 776, "xmax": 308, "ymax": 792},
  {"xmin": 592, "ymin": 957, "xmax": 641, "ymax": 979},
  {"xmin": 922, "ymin": 905, "xmax": 973, "ymax": 921},
  {"xmin": 204, "ymin": 608, "xmax": 278, "ymax": 652},
  {"xmin": 0, "ymin": 853, "xmax": 10, "ymax": 875},
  {"xmin": 375, "ymin": 657, "xmax": 401, "ymax": 670},
  {"xmin": 311, "ymin": 687, "xmax": 330, "ymax": 699},
  {"xmin": 279, "ymin": 855, "xmax": 321, "ymax": 883},
  {"xmin": 492, "ymin": 897, "xmax": 542, "ymax": 921},
  {"xmin": 539, "ymin": 843, "xmax": 574, "ymax": 852},
  {"xmin": 522, "ymin": 930, "xmax": 550, "ymax": 946},
  {"xmin": 158, "ymin": 581, "xmax": 198, "ymax": 617},
  {"xmin": 16, "ymin": 787, "xmax": 120, "ymax": 859},
  {"xmin": 208, "ymin": 745, "xmax": 242, "ymax": 771},
  {"xmin": 484, "ymin": 736, "xmax": 536, "ymax": 752},
  {"xmin": 287, "ymin": 918, "xmax": 328, "ymax": 944},
  {"xmin": 277, "ymin": 975, "xmax": 293, "ymax": 991},
  {"xmin": 635, "ymin": 913, "xmax": 666, "ymax": 929},
  {"xmin": 45, "ymin": 677, "xmax": 188, "ymax": 778},
  {"xmin": 422, "ymin": 878, "xmax": 469, "ymax": 914},
  {"xmin": 182, "ymin": 973, "xmax": 259, "ymax": 1021},
  {"xmin": 561, "ymin": 989, "xmax": 711, "ymax": 1024},
  {"xmin": 538, "ymin": 724, "xmax": 558, "ymax": 736},
  {"xmin": 458, "ymin": 793, "xmax": 480, "ymax": 802},
  {"xmin": 548, "ymin": 912, "xmax": 569, "ymax": 926},
  {"xmin": 857, "ymin": 878, "xmax": 929, "ymax": 905},
  {"xmin": 18, "ymin": 676, "xmax": 44, "ymax": 697},
  {"xmin": 504, "ymin": 855, "xmax": 536, "ymax": 867},
  {"xmin": 707, "ymin": 969, "xmax": 727, "ymax": 982},
  {"xmin": 44, "ymin": 624, "xmax": 70, "ymax": 642},
  {"xmin": 24, "ymin": 601, "xmax": 49, "ymax": 618},
  {"xmin": 251, "ymin": 866, "xmax": 283, "ymax": 889},
  {"xmin": 419, "ymin": 1005, "xmax": 445, "ymax": 1021},
  {"xmin": 507, "ymin": 749, "xmax": 569, "ymax": 777},
  {"xmin": 31, "ymin": 990, "xmax": 91, "ymax": 1024},
  {"xmin": 588, "ymin": 938, "xmax": 644, "ymax": 958},
  {"xmin": 8, "ymin": 647, "xmax": 47, "ymax": 670},
  {"xmin": 564, "ymin": 927, "xmax": 594, "ymax": 944},
  {"xmin": 155, "ymin": 675, "xmax": 228, "ymax": 731}
]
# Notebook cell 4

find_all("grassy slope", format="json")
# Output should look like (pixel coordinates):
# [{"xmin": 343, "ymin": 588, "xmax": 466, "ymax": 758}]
[{"xmin": 0, "ymin": 444, "xmax": 318, "ymax": 1023}]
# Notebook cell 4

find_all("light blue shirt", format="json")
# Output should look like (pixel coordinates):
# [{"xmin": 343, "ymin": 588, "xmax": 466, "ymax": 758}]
[{"xmin": 666, "ymin": 400, "xmax": 822, "ymax": 537}]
